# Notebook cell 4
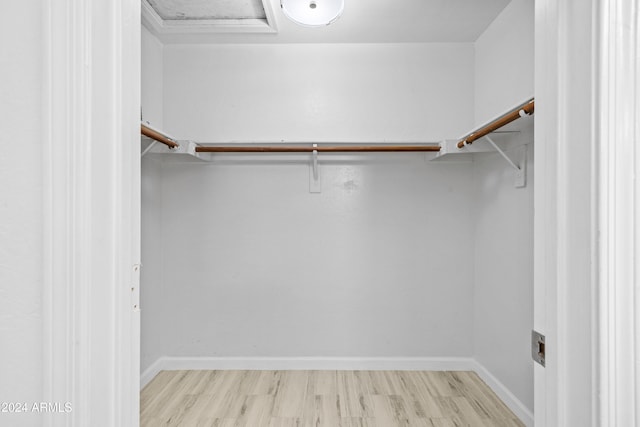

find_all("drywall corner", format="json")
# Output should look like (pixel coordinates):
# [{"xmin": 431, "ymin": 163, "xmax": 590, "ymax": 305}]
[
  {"xmin": 142, "ymin": 25, "xmax": 164, "ymax": 127},
  {"xmin": 472, "ymin": 359, "xmax": 534, "ymax": 427},
  {"xmin": 474, "ymin": 0, "xmax": 534, "ymax": 126}
]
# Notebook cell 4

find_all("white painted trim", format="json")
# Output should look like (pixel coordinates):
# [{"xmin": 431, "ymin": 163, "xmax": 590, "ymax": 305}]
[
  {"xmin": 141, "ymin": 358, "xmax": 166, "ymax": 390},
  {"xmin": 595, "ymin": 0, "xmax": 640, "ymax": 425},
  {"xmin": 535, "ymin": 0, "xmax": 640, "ymax": 425},
  {"xmin": 533, "ymin": 4, "xmax": 560, "ymax": 423},
  {"xmin": 471, "ymin": 361, "xmax": 535, "ymax": 427},
  {"xmin": 145, "ymin": 356, "xmax": 474, "ymax": 375},
  {"xmin": 535, "ymin": 1, "xmax": 603, "ymax": 426},
  {"xmin": 262, "ymin": 0, "xmax": 280, "ymax": 33},
  {"xmin": 141, "ymin": 356, "xmax": 476, "ymax": 388},
  {"xmin": 141, "ymin": 0, "xmax": 277, "ymax": 39},
  {"xmin": 43, "ymin": 1, "xmax": 141, "ymax": 426},
  {"xmin": 140, "ymin": 356, "xmax": 532, "ymax": 426},
  {"xmin": 43, "ymin": 1, "xmax": 94, "ymax": 425}
]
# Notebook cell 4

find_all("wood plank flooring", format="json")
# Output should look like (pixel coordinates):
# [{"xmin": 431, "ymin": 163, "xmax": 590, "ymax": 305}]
[{"xmin": 140, "ymin": 370, "xmax": 525, "ymax": 427}]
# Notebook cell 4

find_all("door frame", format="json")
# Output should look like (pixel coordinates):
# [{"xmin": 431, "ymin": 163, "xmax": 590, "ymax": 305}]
[
  {"xmin": 41, "ymin": 0, "xmax": 639, "ymax": 426},
  {"xmin": 42, "ymin": 0, "xmax": 141, "ymax": 425},
  {"xmin": 534, "ymin": 0, "xmax": 639, "ymax": 425},
  {"xmin": 594, "ymin": 0, "xmax": 639, "ymax": 425}
]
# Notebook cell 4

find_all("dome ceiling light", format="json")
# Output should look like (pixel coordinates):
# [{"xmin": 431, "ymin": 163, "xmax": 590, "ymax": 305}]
[{"xmin": 280, "ymin": 0, "xmax": 344, "ymax": 27}]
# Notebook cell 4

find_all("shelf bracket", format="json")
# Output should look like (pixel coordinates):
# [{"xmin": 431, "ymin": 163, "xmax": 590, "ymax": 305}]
[
  {"xmin": 483, "ymin": 136, "xmax": 519, "ymax": 171},
  {"xmin": 141, "ymin": 140, "xmax": 157, "ymax": 157},
  {"xmin": 309, "ymin": 144, "xmax": 321, "ymax": 193},
  {"xmin": 483, "ymin": 136, "xmax": 527, "ymax": 188}
]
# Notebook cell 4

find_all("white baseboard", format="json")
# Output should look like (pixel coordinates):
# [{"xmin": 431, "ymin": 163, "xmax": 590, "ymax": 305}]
[
  {"xmin": 470, "ymin": 360, "xmax": 534, "ymax": 427},
  {"xmin": 141, "ymin": 357, "xmax": 165, "ymax": 390},
  {"xmin": 140, "ymin": 356, "xmax": 533, "ymax": 427},
  {"xmin": 141, "ymin": 356, "xmax": 474, "ymax": 388}
]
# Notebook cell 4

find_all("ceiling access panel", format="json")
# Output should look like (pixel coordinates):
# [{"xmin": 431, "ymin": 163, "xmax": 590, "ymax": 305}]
[{"xmin": 147, "ymin": 0, "xmax": 266, "ymax": 20}]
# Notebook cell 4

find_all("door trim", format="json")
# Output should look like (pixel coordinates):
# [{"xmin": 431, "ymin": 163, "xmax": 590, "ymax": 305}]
[
  {"xmin": 42, "ymin": 1, "xmax": 141, "ymax": 425},
  {"xmin": 596, "ymin": 0, "xmax": 640, "ymax": 425},
  {"xmin": 535, "ymin": 0, "xmax": 640, "ymax": 425},
  {"xmin": 535, "ymin": 0, "xmax": 597, "ymax": 425}
]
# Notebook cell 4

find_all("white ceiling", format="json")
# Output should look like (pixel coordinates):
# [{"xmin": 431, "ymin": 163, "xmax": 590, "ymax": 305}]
[{"xmin": 143, "ymin": 0, "xmax": 512, "ymax": 44}]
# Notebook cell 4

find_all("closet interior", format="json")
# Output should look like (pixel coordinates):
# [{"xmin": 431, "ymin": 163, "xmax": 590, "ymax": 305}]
[{"xmin": 139, "ymin": 0, "xmax": 535, "ymax": 425}]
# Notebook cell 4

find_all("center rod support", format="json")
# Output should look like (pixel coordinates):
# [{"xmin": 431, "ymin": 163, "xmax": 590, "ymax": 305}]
[{"xmin": 195, "ymin": 145, "xmax": 440, "ymax": 153}]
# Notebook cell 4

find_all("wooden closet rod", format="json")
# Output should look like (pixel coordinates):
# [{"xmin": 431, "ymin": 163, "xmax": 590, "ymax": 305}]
[
  {"xmin": 141, "ymin": 124, "xmax": 179, "ymax": 149},
  {"xmin": 195, "ymin": 145, "xmax": 440, "ymax": 153},
  {"xmin": 456, "ymin": 98, "xmax": 535, "ymax": 149}
]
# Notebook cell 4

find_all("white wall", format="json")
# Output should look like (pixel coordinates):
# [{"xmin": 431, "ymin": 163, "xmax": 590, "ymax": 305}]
[
  {"xmin": 141, "ymin": 157, "xmax": 165, "ymax": 372},
  {"xmin": 472, "ymin": 133, "xmax": 534, "ymax": 412},
  {"xmin": 137, "ymin": 42, "xmax": 478, "ymax": 363},
  {"xmin": 474, "ymin": 0, "xmax": 534, "ymax": 126},
  {"xmin": 0, "ymin": 2, "xmax": 43, "ymax": 426},
  {"xmin": 142, "ymin": 26, "xmax": 164, "ymax": 127},
  {"xmin": 163, "ymin": 43, "xmax": 474, "ymax": 142},
  {"xmin": 157, "ymin": 156, "xmax": 475, "ymax": 358},
  {"xmin": 472, "ymin": 0, "xmax": 535, "ymax": 414},
  {"xmin": 142, "ymin": 16, "xmax": 535, "ymax": 420},
  {"xmin": 141, "ymin": 28, "xmax": 166, "ymax": 373}
]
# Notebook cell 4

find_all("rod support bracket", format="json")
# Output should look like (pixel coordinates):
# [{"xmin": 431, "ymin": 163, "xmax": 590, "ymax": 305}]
[
  {"xmin": 310, "ymin": 144, "xmax": 321, "ymax": 193},
  {"xmin": 312, "ymin": 144, "xmax": 318, "ymax": 180}
]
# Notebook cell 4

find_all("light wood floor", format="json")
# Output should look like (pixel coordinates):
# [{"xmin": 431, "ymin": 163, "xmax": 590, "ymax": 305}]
[{"xmin": 141, "ymin": 370, "xmax": 525, "ymax": 427}]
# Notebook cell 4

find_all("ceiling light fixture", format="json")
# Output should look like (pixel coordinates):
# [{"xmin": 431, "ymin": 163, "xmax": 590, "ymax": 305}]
[{"xmin": 280, "ymin": 0, "xmax": 344, "ymax": 27}]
